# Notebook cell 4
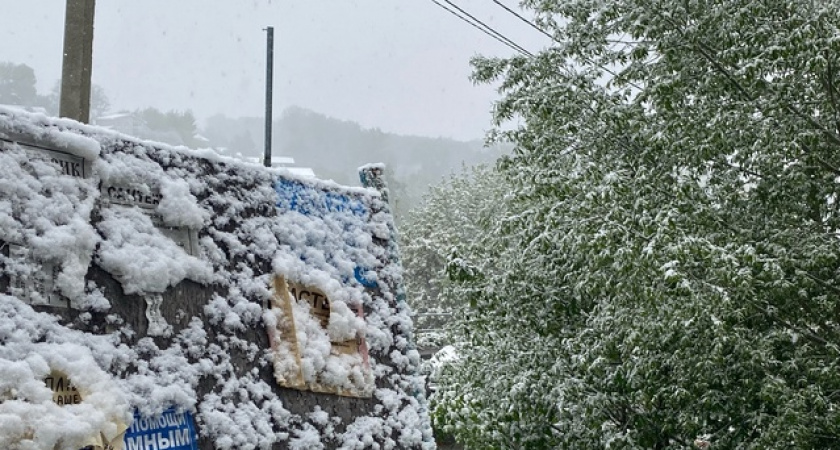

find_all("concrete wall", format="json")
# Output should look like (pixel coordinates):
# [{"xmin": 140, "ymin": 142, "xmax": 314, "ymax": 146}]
[{"xmin": 0, "ymin": 108, "xmax": 432, "ymax": 449}]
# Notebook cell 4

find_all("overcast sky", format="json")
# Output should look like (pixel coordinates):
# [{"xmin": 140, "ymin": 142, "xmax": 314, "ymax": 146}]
[{"xmin": 1, "ymin": 1, "xmax": 549, "ymax": 140}]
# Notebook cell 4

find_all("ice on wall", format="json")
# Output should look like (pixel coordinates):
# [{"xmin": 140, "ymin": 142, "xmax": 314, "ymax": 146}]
[{"xmin": 0, "ymin": 106, "xmax": 434, "ymax": 449}]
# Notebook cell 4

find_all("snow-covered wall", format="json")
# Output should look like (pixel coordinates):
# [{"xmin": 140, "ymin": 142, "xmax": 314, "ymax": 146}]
[{"xmin": 0, "ymin": 106, "xmax": 434, "ymax": 450}]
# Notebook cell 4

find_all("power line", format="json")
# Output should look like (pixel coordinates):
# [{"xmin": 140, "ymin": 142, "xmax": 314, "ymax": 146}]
[
  {"xmin": 439, "ymin": 0, "xmax": 534, "ymax": 56},
  {"xmin": 427, "ymin": 0, "xmax": 533, "ymax": 57},
  {"xmin": 488, "ymin": 0, "xmax": 636, "ymax": 86},
  {"xmin": 427, "ymin": 0, "xmax": 529, "ymax": 56},
  {"xmin": 490, "ymin": 0, "xmax": 555, "ymax": 41}
]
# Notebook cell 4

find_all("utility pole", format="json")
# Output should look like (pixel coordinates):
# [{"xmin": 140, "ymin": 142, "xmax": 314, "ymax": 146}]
[
  {"xmin": 263, "ymin": 26, "xmax": 274, "ymax": 168},
  {"xmin": 59, "ymin": 0, "xmax": 96, "ymax": 123}
]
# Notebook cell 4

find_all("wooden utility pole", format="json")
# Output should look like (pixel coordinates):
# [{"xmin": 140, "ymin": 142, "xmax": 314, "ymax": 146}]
[
  {"xmin": 59, "ymin": 0, "xmax": 96, "ymax": 123},
  {"xmin": 263, "ymin": 26, "xmax": 275, "ymax": 167}
]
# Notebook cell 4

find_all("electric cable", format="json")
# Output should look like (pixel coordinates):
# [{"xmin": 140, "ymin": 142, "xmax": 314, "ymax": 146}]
[
  {"xmin": 490, "ymin": 0, "xmax": 555, "ymax": 41},
  {"xmin": 439, "ymin": 0, "xmax": 533, "ymax": 56},
  {"xmin": 426, "ymin": 0, "xmax": 533, "ymax": 57}
]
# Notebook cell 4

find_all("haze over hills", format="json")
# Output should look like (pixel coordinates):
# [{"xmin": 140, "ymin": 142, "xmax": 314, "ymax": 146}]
[
  {"xmin": 0, "ymin": 59, "xmax": 507, "ymax": 219},
  {"xmin": 202, "ymin": 106, "xmax": 509, "ymax": 218}
]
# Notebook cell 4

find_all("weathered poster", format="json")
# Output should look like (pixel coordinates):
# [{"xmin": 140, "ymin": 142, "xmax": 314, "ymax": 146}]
[
  {"xmin": 267, "ymin": 276, "xmax": 306, "ymax": 389},
  {"xmin": 100, "ymin": 184, "xmax": 200, "ymax": 257},
  {"xmin": 267, "ymin": 275, "xmax": 373, "ymax": 397},
  {"xmin": 286, "ymin": 280, "xmax": 370, "ymax": 360},
  {"xmin": 21, "ymin": 143, "xmax": 89, "ymax": 178},
  {"xmin": 123, "ymin": 408, "xmax": 198, "ymax": 450},
  {"xmin": 1, "ymin": 141, "xmax": 89, "ymax": 309},
  {"xmin": 144, "ymin": 294, "xmax": 170, "ymax": 337},
  {"xmin": 44, "ymin": 371, "xmax": 128, "ymax": 449},
  {"xmin": 45, "ymin": 370, "xmax": 82, "ymax": 406},
  {"xmin": 9, "ymin": 244, "xmax": 68, "ymax": 308}
]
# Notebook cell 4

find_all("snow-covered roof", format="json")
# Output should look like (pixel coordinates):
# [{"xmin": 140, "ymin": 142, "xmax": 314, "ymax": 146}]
[
  {"xmin": 270, "ymin": 156, "xmax": 295, "ymax": 165},
  {"xmin": 95, "ymin": 112, "xmax": 134, "ymax": 121}
]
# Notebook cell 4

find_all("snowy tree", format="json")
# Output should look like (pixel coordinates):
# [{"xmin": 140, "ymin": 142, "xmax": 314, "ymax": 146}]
[
  {"xmin": 0, "ymin": 62, "xmax": 38, "ymax": 106},
  {"xmin": 401, "ymin": 165, "xmax": 508, "ymax": 346},
  {"xmin": 43, "ymin": 81, "xmax": 111, "ymax": 119},
  {"xmin": 433, "ymin": 1, "xmax": 840, "ymax": 448},
  {"xmin": 136, "ymin": 108, "xmax": 201, "ymax": 147}
]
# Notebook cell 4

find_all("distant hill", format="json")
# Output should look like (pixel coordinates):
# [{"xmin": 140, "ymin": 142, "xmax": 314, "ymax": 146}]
[{"xmin": 202, "ymin": 107, "xmax": 508, "ymax": 219}]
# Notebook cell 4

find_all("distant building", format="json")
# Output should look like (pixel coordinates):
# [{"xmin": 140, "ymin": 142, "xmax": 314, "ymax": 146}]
[
  {"xmin": 95, "ymin": 113, "xmax": 149, "ymax": 137},
  {"xmin": 243, "ymin": 156, "xmax": 316, "ymax": 178}
]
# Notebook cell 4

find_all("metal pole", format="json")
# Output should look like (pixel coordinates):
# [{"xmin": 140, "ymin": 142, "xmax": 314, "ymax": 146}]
[
  {"xmin": 263, "ymin": 26, "xmax": 274, "ymax": 168},
  {"xmin": 59, "ymin": 0, "xmax": 96, "ymax": 123}
]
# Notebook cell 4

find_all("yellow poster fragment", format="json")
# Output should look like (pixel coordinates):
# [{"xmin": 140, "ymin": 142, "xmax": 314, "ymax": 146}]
[
  {"xmin": 45, "ymin": 370, "xmax": 82, "ymax": 406},
  {"xmin": 268, "ymin": 276, "xmax": 306, "ymax": 389},
  {"xmin": 267, "ymin": 275, "xmax": 373, "ymax": 397},
  {"xmin": 43, "ymin": 370, "xmax": 128, "ymax": 450}
]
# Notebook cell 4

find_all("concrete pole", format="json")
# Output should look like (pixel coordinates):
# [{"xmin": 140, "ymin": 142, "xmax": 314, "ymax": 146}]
[
  {"xmin": 59, "ymin": 0, "xmax": 96, "ymax": 123},
  {"xmin": 263, "ymin": 26, "xmax": 275, "ymax": 168}
]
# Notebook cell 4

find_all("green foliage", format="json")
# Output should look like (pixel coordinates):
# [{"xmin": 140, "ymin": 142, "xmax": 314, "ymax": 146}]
[
  {"xmin": 430, "ymin": 1, "xmax": 840, "ymax": 448},
  {"xmin": 401, "ymin": 165, "xmax": 508, "ymax": 346}
]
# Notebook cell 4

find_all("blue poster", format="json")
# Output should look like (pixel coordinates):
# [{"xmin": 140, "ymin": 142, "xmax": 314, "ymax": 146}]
[
  {"xmin": 123, "ymin": 407, "xmax": 198, "ymax": 450},
  {"xmin": 274, "ymin": 178, "xmax": 367, "ymax": 218},
  {"xmin": 275, "ymin": 177, "xmax": 377, "ymax": 288}
]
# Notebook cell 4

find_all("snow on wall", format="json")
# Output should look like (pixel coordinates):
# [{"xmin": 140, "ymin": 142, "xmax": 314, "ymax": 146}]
[{"xmin": 0, "ymin": 106, "xmax": 434, "ymax": 450}]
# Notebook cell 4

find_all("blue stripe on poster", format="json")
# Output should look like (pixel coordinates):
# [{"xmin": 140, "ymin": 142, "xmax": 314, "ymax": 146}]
[
  {"xmin": 123, "ymin": 407, "xmax": 198, "ymax": 450},
  {"xmin": 274, "ymin": 178, "xmax": 367, "ymax": 218}
]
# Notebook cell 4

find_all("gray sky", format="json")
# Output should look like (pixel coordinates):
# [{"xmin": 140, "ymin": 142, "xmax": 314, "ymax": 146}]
[{"xmin": 1, "ymin": 1, "xmax": 549, "ymax": 140}]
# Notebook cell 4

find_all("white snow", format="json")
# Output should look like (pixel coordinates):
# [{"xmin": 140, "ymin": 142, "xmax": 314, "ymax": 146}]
[
  {"xmin": 0, "ymin": 106, "xmax": 434, "ymax": 449},
  {"xmin": 96, "ymin": 205, "xmax": 213, "ymax": 294}
]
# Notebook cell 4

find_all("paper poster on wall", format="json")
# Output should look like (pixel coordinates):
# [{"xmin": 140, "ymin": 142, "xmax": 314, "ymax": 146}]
[
  {"xmin": 266, "ymin": 275, "xmax": 373, "ymax": 397},
  {"xmin": 144, "ymin": 294, "xmax": 171, "ymax": 337},
  {"xmin": 44, "ymin": 371, "xmax": 128, "ymax": 449},
  {"xmin": 8, "ymin": 244, "xmax": 69, "ymax": 308},
  {"xmin": 45, "ymin": 370, "xmax": 82, "ymax": 406},
  {"xmin": 100, "ymin": 184, "xmax": 201, "ymax": 257},
  {"xmin": 123, "ymin": 407, "xmax": 198, "ymax": 450},
  {"xmin": 12, "ymin": 141, "xmax": 90, "ymax": 179},
  {"xmin": 1, "ymin": 141, "xmax": 88, "ymax": 309},
  {"xmin": 274, "ymin": 178, "xmax": 367, "ymax": 218}
]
